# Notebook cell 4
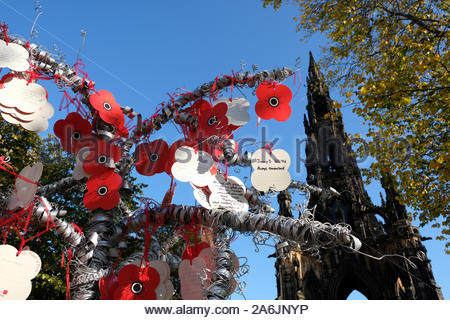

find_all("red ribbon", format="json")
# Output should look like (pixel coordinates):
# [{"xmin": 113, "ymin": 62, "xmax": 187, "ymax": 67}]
[
  {"xmin": 25, "ymin": 64, "xmax": 55, "ymax": 84},
  {"xmin": 0, "ymin": 156, "xmax": 39, "ymax": 185},
  {"xmin": 73, "ymin": 59, "xmax": 96, "ymax": 93},
  {"xmin": 176, "ymin": 209, "xmax": 203, "ymax": 265},
  {"xmin": 0, "ymin": 155, "xmax": 55, "ymax": 253},
  {"xmin": 139, "ymin": 199, "xmax": 166, "ymax": 268},
  {"xmin": 0, "ymin": 24, "xmax": 9, "ymax": 44},
  {"xmin": 61, "ymin": 248, "xmax": 73, "ymax": 300},
  {"xmin": 71, "ymin": 223, "xmax": 83, "ymax": 234},
  {"xmin": 290, "ymin": 70, "xmax": 301, "ymax": 99},
  {"xmin": 59, "ymin": 91, "xmax": 90, "ymax": 119},
  {"xmin": 263, "ymin": 143, "xmax": 274, "ymax": 154}
]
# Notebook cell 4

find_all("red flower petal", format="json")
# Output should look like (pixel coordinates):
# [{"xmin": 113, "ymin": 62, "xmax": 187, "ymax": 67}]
[
  {"xmin": 255, "ymin": 82, "xmax": 293, "ymax": 122},
  {"xmin": 83, "ymin": 140, "xmax": 122, "ymax": 176},
  {"xmin": 83, "ymin": 172, "xmax": 122, "ymax": 210},
  {"xmin": 117, "ymin": 264, "xmax": 140, "ymax": 286},
  {"xmin": 186, "ymin": 99, "xmax": 211, "ymax": 116},
  {"xmin": 112, "ymin": 284, "xmax": 136, "ymax": 300},
  {"xmin": 135, "ymin": 140, "xmax": 169, "ymax": 176},
  {"xmin": 197, "ymin": 103, "xmax": 229, "ymax": 138},
  {"xmin": 210, "ymin": 102, "xmax": 228, "ymax": 118},
  {"xmin": 135, "ymin": 289, "xmax": 156, "ymax": 300},
  {"xmin": 254, "ymin": 100, "xmax": 272, "ymax": 120},
  {"xmin": 112, "ymin": 265, "xmax": 160, "ymax": 300},
  {"xmin": 54, "ymin": 112, "xmax": 94, "ymax": 153},
  {"xmin": 138, "ymin": 267, "xmax": 160, "ymax": 290},
  {"xmin": 273, "ymin": 104, "xmax": 292, "ymax": 122},
  {"xmin": 275, "ymin": 84, "xmax": 293, "ymax": 104},
  {"xmin": 89, "ymin": 90, "xmax": 125, "ymax": 129},
  {"xmin": 256, "ymin": 82, "xmax": 274, "ymax": 100}
]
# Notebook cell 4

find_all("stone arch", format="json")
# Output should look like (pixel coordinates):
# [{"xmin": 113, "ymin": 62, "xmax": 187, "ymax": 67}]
[
  {"xmin": 347, "ymin": 289, "xmax": 368, "ymax": 300},
  {"xmin": 327, "ymin": 262, "xmax": 384, "ymax": 299}
]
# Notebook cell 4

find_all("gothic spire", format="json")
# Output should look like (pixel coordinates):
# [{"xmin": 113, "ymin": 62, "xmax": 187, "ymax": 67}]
[
  {"xmin": 306, "ymin": 52, "xmax": 334, "ymax": 123},
  {"xmin": 307, "ymin": 52, "xmax": 321, "ymax": 84}
]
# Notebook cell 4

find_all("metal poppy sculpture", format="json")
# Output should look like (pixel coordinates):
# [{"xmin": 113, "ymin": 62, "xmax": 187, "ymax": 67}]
[{"xmin": 0, "ymin": 22, "xmax": 361, "ymax": 302}]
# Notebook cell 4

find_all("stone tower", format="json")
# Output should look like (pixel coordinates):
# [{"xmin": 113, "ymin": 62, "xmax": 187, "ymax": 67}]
[{"xmin": 274, "ymin": 53, "xmax": 443, "ymax": 300}]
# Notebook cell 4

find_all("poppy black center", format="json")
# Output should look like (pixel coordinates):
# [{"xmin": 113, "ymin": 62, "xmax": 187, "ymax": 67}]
[
  {"xmin": 131, "ymin": 281, "xmax": 143, "ymax": 294},
  {"xmin": 150, "ymin": 153, "xmax": 159, "ymax": 162},
  {"xmin": 72, "ymin": 131, "xmax": 81, "ymax": 140},
  {"xmin": 103, "ymin": 102, "xmax": 112, "ymax": 111},
  {"xmin": 208, "ymin": 116, "xmax": 217, "ymax": 126},
  {"xmin": 98, "ymin": 155, "xmax": 107, "ymax": 164},
  {"xmin": 269, "ymin": 97, "xmax": 279, "ymax": 107},
  {"xmin": 97, "ymin": 186, "xmax": 108, "ymax": 196}
]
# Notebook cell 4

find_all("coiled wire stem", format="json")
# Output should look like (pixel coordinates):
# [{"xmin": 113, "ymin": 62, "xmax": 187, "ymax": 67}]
[
  {"xmin": 207, "ymin": 228, "xmax": 236, "ymax": 300},
  {"xmin": 116, "ymin": 204, "xmax": 359, "ymax": 252}
]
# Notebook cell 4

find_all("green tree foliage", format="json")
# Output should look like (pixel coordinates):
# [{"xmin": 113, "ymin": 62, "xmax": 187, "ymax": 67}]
[
  {"xmin": 0, "ymin": 121, "xmax": 148, "ymax": 298},
  {"xmin": 0, "ymin": 120, "xmax": 40, "ymax": 190},
  {"xmin": 262, "ymin": 0, "xmax": 450, "ymax": 251}
]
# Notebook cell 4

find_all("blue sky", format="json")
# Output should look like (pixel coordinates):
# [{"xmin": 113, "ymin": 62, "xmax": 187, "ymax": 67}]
[{"xmin": 1, "ymin": 0, "xmax": 448, "ymax": 300}]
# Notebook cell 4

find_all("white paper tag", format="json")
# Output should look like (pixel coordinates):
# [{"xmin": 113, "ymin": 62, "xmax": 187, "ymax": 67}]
[
  {"xmin": 171, "ymin": 146, "xmax": 214, "ymax": 187},
  {"xmin": 214, "ymin": 97, "xmax": 250, "ymax": 126},
  {"xmin": 0, "ymin": 40, "xmax": 30, "ymax": 72},
  {"xmin": 73, "ymin": 147, "xmax": 91, "ymax": 180},
  {"xmin": 7, "ymin": 162, "xmax": 43, "ymax": 210},
  {"xmin": 0, "ymin": 78, "xmax": 53, "ymax": 132},
  {"xmin": 198, "ymin": 248, "xmax": 216, "ymax": 273},
  {"xmin": 193, "ymin": 187, "xmax": 212, "ymax": 209},
  {"xmin": 178, "ymin": 257, "xmax": 206, "ymax": 300},
  {"xmin": 0, "ymin": 111, "xmax": 21, "ymax": 125},
  {"xmin": 0, "ymin": 77, "xmax": 53, "ymax": 116},
  {"xmin": 251, "ymin": 148, "xmax": 291, "ymax": 192},
  {"xmin": 151, "ymin": 261, "xmax": 173, "ymax": 300},
  {"xmin": 208, "ymin": 175, "xmax": 249, "ymax": 212},
  {"xmin": 0, "ymin": 245, "xmax": 41, "ymax": 300},
  {"xmin": 19, "ymin": 115, "xmax": 50, "ymax": 133}
]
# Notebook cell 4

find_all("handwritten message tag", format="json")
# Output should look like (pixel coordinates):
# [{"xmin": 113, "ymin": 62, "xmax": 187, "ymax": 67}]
[
  {"xmin": 251, "ymin": 148, "xmax": 291, "ymax": 192},
  {"xmin": 208, "ymin": 175, "xmax": 248, "ymax": 212}
]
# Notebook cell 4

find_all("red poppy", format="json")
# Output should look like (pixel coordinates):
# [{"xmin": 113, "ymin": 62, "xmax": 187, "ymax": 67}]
[
  {"xmin": 255, "ymin": 82, "xmax": 292, "ymax": 121},
  {"xmin": 112, "ymin": 264, "xmax": 160, "ymax": 300},
  {"xmin": 135, "ymin": 139, "xmax": 169, "ymax": 176},
  {"xmin": 89, "ymin": 90, "xmax": 125, "ymax": 130},
  {"xmin": 83, "ymin": 171, "xmax": 122, "ymax": 210},
  {"xmin": 197, "ymin": 102, "xmax": 230, "ymax": 138},
  {"xmin": 83, "ymin": 140, "xmax": 122, "ymax": 176},
  {"xmin": 182, "ymin": 242, "xmax": 210, "ymax": 261},
  {"xmin": 54, "ymin": 112, "xmax": 95, "ymax": 154}
]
